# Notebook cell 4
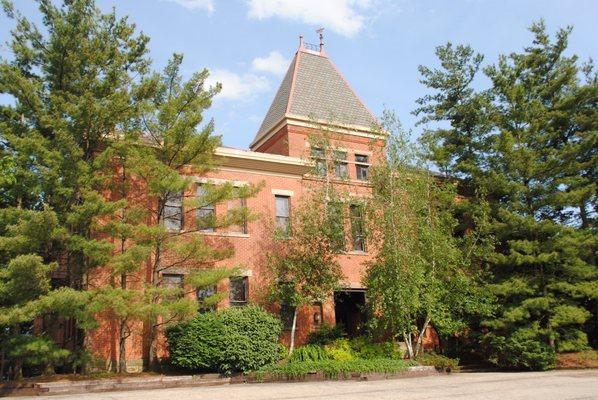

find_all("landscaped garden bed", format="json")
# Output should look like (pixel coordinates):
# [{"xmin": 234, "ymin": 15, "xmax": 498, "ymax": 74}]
[{"xmin": 250, "ymin": 358, "xmax": 419, "ymax": 382}]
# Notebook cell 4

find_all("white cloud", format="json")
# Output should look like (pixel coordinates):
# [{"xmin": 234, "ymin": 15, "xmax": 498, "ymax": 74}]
[
  {"xmin": 162, "ymin": 0, "xmax": 214, "ymax": 13},
  {"xmin": 245, "ymin": 0, "xmax": 374, "ymax": 37},
  {"xmin": 251, "ymin": 51, "xmax": 288, "ymax": 76},
  {"xmin": 207, "ymin": 69, "xmax": 270, "ymax": 101}
]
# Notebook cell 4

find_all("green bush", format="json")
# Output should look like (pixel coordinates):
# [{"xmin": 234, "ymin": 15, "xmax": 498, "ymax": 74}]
[
  {"xmin": 320, "ymin": 337, "xmax": 403, "ymax": 361},
  {"xmin": 417, "ymin": 353, "xmax": 459, "ymax": 372},
  {"xmin": 290, "ymin": 344, "xmax": 331, "ymax": 362},
  {"xmin": 166, "ymin": 305, "xmax": 283, "ymax": 374},
  {"xmin": 557, "ymin": 330, "xmax": 590, "ymax": 353},
  {"xmin": 324, "ymin": 339, "xmax": 355, "ymax": 361},
  {"xmin": 257, "ymin": 358, "xmax": 417, "ymax": 379},
  {"xmin": 306, "ymin": 323, "xmax": 344, "ymax": 345},
  {"xmin": 349, "ymin": 337, "xmax": 403, "ymax": 360},
  {"xmin": 485, "ymin": 329, "xmax": 556, "ymax": 371}
]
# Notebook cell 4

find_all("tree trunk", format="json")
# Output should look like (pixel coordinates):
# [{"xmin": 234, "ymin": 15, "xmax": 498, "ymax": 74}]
[
  {"xmin": 118, "ymin": 271, "xmax": 128, "ymax": 374},
  {"xmin": 11, "ymin": 325, "xmax": 22, "ymax": 380},
  {"xmin": 118, "ymin": 319, "xmax": 128, "ymax": 374},
  {"xmin": 289, "ymin": 307, "xmax": 299, "ymax": 355},
  {"xmin": 414, "ymin": 316, "xmax": 431, "ymax": 358},
  {"xmin": 403, "ymin": 332, "xmax": 414, "ymax": 359}
]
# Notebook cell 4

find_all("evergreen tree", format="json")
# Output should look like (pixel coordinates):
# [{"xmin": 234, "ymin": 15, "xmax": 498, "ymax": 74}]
[
  {"xmin": 0, "ymin": 0, "xmax": 150, "ymax": 376},
  {"xmin": 417, "ymin": 21, "xmax": 598, "ymax": 369},
  {"xmin": 125, "ymin": 54, "xmax": 259, "ymax": 370}
]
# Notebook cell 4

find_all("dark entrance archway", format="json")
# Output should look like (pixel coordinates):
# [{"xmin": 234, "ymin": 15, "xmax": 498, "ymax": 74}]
[{"xmin": 334, "ymin": 289, "xmax": 367, "ymax": 337}]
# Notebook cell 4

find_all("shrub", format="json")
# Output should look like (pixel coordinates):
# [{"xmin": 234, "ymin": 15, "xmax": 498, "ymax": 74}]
[
  {"xmin": 324, "ymin": 339, "xmax": 355, "ymax": 361},
  {"xmin": 349, "ymin": 337, "xmax": 403, "ymax": 360},
  {"xmin": 166, "ymin": 305, "xmax": 283, "ymax": 374},
  {"xmin": 257, "ymin": 358, "xmax": 417, "ymax": 380},
  {"xmin": 290, "ymin": 344, "xmax": 330, "ymax": 362},
  {"xmin": 484, "ymin": 329, "xmax": 556, "ymax": 371},
  {"xmin": 417, "ymin": 353, "xmax": 459, "ymax": 372},
  {"xmin": 557, "ymin": 330, "xmax": 590, "ymax": 353},
  {"xmin": 320, "ymin": 337, "xmax": 403, "ymax": 361},
  {"xmin": 306, "ymin": 323, "xmax": 344, "ymax": 345}
]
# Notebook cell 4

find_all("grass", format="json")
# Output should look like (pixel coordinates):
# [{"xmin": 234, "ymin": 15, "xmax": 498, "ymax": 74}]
[{"xmin": 255, "ymin": 358, "xmax": 417, "ymax": 380}]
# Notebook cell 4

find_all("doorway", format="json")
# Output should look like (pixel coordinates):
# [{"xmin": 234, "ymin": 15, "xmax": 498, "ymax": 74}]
[{"xmin": 334, "ymin": 290, "xmax": 367, "ymax": 337}]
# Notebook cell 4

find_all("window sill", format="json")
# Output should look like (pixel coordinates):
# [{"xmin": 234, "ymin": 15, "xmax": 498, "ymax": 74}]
[
  {"xmin": 178, "ymin": 230, "xmax": 250, "ymax": 238},
  {"xmin": 202, "ymin": 231, "xmax": 250, "ymax": 238},
  {"xmin": 345, "ymin": 250, "xmax": 369, "ymax": 256}
]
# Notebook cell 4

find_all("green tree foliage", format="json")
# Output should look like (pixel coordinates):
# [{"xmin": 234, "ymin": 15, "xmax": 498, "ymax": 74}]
[
  {"xmin": 0, "ymin": 0, "xmax": 258, "ymax": 376},
  {"xmin": 416, "ymin": 21, "xmax": 598, "ymax": 368},
  {"xmin": 0, "ymin": 0, "xmax": 151, "ymax": 377},
  {"xmin": 121, "ymin": 54, "xmax": 259, "ymax": 370},
  {"xmin": 365, "ymin": 112, "xmax": 488, "ymax": 359},
  {"xmin": 166, "ymin": 305, "xmax": 283, "ymax": 375}
]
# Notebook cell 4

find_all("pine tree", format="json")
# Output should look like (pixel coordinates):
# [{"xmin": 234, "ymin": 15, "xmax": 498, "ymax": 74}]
[
  {"xmin": 0, "ymin": 0, "xmax": 150, "ymax": 376},
  {"xmin": 123, "ymin": 54, "xmax": 259, "ymax": 370},
  {"xmin": 417, "ymin": 21, "xmax": 598, "ymax": 368}
]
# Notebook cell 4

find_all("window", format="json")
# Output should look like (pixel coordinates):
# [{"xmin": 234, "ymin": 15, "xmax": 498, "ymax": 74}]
[
  {"xmin": 228, "ymin": 197, "xmax": 248, "ymax": 234},
  {"xmin": 280, "ymin": 303, "xmax": 296, "ymax": 330},
  {"xmin": 327, "ymin": 202, "xmax": 345, "ymax": 251},
  {"xmin": 163, "ymin": 191, "xmax": 183, "ymax": 231},
  {"xmin": 197, "ymin": 285, "xmax": 217, "ymax": 312},
  {"xmin": 197, "ymin": 185, "xmax": 215, "ymax": 232},
  {"xmin": 355, "ymin": 154, "xmax": 369, "ymax": 181},
  {"xmin": 334, "ymin": 151, "xmax": 348, "ymax": 179},
  {"xmin": 275, "ymin": 195, "xmax": 291, "ymax": 235},
  {"xmin": 229, "ymin": 276, "xmax": 248, "ymax": 307},
  {"xmin": 163, "ymin": 273, "xmax": 184, "ymax": 288},
  {"xmin": 350, "ymin": 204, "xmax": 366, "ymax": 252},
  {"xmin": 311, "ymin": 147, "xmax": 326, "ymax": 176}
]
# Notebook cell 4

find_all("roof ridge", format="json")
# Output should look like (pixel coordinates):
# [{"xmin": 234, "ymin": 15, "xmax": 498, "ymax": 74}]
[{"xmin": 285, "ymin": 50, "xmax": 301, "ymax": 115}]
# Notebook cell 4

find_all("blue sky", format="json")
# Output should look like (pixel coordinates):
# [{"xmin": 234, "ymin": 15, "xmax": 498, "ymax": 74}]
[{"xmin": 1, "ymin": 0, "xmax": 597, "ymax": 149}]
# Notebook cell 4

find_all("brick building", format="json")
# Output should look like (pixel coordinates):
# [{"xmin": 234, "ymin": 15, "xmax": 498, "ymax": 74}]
[{"xmin": 85, "ymin": 37, "xmax": 424, "ymax": 371}]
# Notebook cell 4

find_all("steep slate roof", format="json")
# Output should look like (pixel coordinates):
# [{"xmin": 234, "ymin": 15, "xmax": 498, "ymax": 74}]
[{"xmin": 252, "ymin": 47, "xmax": 377, "ymax": 148}]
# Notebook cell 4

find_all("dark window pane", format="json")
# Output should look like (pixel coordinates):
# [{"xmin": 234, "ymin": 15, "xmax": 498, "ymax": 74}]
[
  {"xmin": 311, "ymin": 147, "xmax": 325, "ymax": 158},
  {"xmin": 334, "ymin": 151, "xmax": 347, "ymax": 160},
  {"xmin": 163, "ymin": 192, "xmax": 183, "ymax": 231},
  {"xmin": 197, "ymin": 285, "xmax": 217, "ymax": 312},
  {"xmin": 163, "ymin": 274, "xmax": 183, "ymax": 288},
  {"xmin": 314, "ymin": 159, "xmax": 326, "ymax": 176},
  {"xmin": 327, "ymin": 202, "xmax": 345, "ymax": 251},
  {"xmin": 355, "ymin": 155, "xmax": 369, "ymax": 181},
  {"xmin": 280, "ymin": 304, "xmax": 296, "ymax": 330},
  {"xmin": 350, "ymin": 205, "xmax": 366, "ymax": 252},
  {"xmin": 228, "ymin": 197, "xmax": 248, "ymax": 234},
  {"xmin": 197, "ymin": 185, "xmax": 215, "ymax": 232},
  {"xmin": 229, "ymin": 276, "xmax": 248, "ymax": 306},
  {"xmin": 275, "ymin": 195, "xmax": 291, "ymax": 235},
  {"xmin": 335, "ymin": 162, "xmax": 348, "ymax": 179},
  {"xmin": 356, "ymin": 164, "xmax": 369, "ymax": 181}
]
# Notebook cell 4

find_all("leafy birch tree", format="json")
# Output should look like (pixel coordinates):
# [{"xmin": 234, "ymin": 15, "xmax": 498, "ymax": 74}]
[
  {"xmin": 365, "ymin": 112, "xmax": 487, "ymax": 359},
  {"xmin": 265, "ymin": 128, "xmax": 347, "ymax": 354}
]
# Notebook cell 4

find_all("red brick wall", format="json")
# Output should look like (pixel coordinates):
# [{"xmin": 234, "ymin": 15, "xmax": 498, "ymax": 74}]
[{"xmin": 85, "ymin": 121, "xmax": 438, "ymax": 370}]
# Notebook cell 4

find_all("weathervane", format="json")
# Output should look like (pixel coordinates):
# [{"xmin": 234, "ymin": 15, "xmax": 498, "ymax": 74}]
[{"xmin": 316, "ymin": 27, "xmax": 325, "ymax": 52}]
